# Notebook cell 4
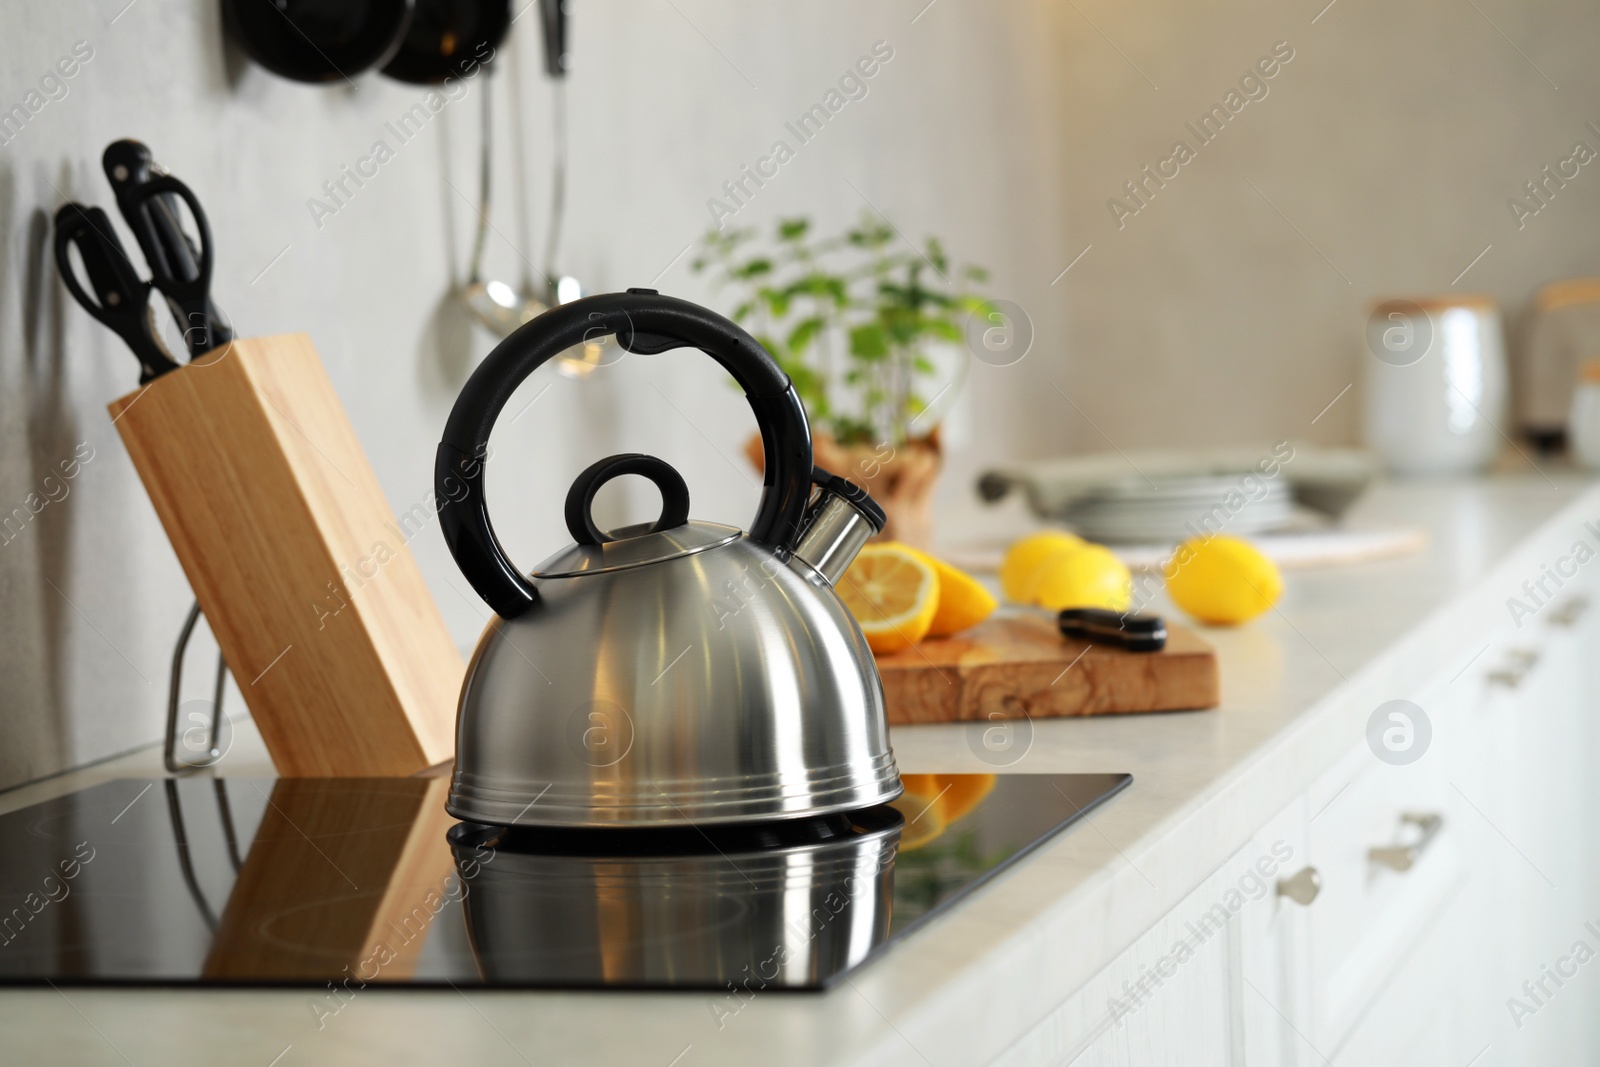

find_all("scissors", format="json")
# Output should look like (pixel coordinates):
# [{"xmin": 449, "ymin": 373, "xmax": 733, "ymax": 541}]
[
  {"xmin": 101, "ymin": 139, "xmax": 232, "ymax": 358},
  {"xmin": 52, "ymin": 203, "xmax": 182, "ymax": 384},
  {"xmin": 54, "ymin": 139, "xmax": 231, "ymax": 384}
]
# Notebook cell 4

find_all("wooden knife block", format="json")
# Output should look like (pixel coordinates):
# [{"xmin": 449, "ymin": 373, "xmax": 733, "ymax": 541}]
[{"xmin": 109, "ymin": 334, "xmax": 461, "ymax": 776}]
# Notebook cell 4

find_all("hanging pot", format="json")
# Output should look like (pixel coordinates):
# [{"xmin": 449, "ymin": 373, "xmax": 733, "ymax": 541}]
[
  {"xmin": 222, "ymin": 0, "xmax": 415, "ymax": 83},
  {"xmin": 381, "ymin": 0, "xmax": 511, "ymax": 83}
]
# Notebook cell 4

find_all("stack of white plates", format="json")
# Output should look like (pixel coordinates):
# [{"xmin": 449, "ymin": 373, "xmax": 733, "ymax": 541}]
[{"xmin": 1060, "ymin": 476, "xmax": 1294, "ymax": 544}]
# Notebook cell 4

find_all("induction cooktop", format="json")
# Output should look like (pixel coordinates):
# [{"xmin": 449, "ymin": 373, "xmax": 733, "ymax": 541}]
[{"xmin": 0, "ymin": 772, "xmax": 1129, "ymax": 992}]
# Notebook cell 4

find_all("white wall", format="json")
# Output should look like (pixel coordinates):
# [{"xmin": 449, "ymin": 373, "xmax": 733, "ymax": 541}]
[
  {"xmin": 0, "ymin": 1, "xmax": 1069, "ymax": 787},
  {"xmin": 1048, "ymin": 0, "xmax": 1600, "ymax": 450}
]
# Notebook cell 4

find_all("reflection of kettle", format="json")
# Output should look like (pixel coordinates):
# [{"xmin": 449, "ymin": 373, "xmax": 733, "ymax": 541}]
[
  {"xmin": 435, "ymin": 290, "xmax": 902, "ymax": 828},
  {"xmin": 447, "ymin": 807, "xmax": 901, "ymax": 988}
]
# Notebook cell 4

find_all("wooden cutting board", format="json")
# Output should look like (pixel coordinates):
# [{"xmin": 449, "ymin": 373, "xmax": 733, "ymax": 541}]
[{"xmin": 876, "ymin": 613, "xmax": 1219, "ymax": 725}]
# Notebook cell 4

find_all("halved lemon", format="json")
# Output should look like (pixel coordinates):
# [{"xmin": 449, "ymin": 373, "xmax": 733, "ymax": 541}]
[{"xmin": 838, "ymin": 543, "xmax": 940, "ymax": 654}]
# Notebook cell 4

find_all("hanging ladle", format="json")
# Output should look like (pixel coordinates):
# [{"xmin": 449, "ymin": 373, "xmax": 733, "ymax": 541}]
[
  {"xmin": 460, "ymin": 69, "xmax": 547, "ymax": 337},
  {"xmin": 462, "ymin": 0, "xmax": 610, "ymax": 376}
]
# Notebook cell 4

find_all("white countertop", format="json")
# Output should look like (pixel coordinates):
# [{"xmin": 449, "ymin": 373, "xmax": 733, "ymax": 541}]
[{"xmin": 4, "ymin": 475, "xmax": 1597, "ymax": 1067}]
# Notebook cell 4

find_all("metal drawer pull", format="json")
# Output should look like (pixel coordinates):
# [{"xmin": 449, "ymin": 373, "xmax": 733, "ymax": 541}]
[
  {"xmin": 1276, "ymin": 866, "xmax": 1321, "ymax": 906},
  {"xmin": 1369, "ymin": 812, "xmax": 1443, "ymax": 872},
  {"xmin": 1488, "ymin": 649, "xmax": 1540, "ymax": 688}
]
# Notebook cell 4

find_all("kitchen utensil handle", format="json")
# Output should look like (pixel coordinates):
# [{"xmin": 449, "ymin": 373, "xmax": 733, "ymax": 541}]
[
  {"xmin": 52, "ymin": 203, "xmax": 181, "ymax": 383},
  {"xmin": 564, "ymin": 453, "xmax": 691, "ymax": 545},
  {"xmin": 436, "ymin": 289, "xmax": 813, "ymax": 619},
  {"xmin": 539, "ymin": 0, "xmax": 568, "ymax": 78},
  {"xmin": 1057, "ymin": 608, "xmax": 1167, "ymax": 652},
  {"xmin": 103, "ymin": 141, "xmax": 230, "ymax": 356},
  {"xmin": 121, "ymin": 174, "xmax": 229, "ymax": 355}
]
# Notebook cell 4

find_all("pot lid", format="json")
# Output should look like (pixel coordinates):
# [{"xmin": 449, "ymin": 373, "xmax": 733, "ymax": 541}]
[{"xmin": 530, "ymin": 521, "xmax": 741, "ymax": 579}]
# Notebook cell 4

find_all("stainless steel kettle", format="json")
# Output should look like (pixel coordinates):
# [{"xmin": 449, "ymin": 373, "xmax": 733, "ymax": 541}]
[{"xmin": 435, "ymin": 289, "xmax": 902, "ymax": 828}]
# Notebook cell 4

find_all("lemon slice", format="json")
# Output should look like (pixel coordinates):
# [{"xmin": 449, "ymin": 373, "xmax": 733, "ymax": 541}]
[
  {"xmin": 838, "ymin": 543, "xmax": 940, "ymax": 654},
  {"xmin": 918, "ymin": 553, "xmax": 997, "ymax": 637}
]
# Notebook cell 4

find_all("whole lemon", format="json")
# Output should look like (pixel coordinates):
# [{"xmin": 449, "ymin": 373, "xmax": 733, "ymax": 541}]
[
  {"xmin": 1163, "ymin": 535, "xmax": 1282, "ymax": 625},
  {"xmin": 1000, "ymin": 530, "xmax": 1085, "ymax": 603},
  {"xmin": 1031, "ymin": 544, "xmax": 1132, "ymax": 612}
]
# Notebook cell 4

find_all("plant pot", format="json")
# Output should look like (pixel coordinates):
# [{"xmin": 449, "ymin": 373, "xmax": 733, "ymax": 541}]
[{"xmin": 745, "ymin": 430, "xmax": 942, "ymax": 549}]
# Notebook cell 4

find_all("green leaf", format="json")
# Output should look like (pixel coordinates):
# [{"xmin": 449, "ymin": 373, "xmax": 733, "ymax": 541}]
[
  {"xmin": 730, "ymin": 300, "xmax": 755, "ymax": 323},
  {"xmin": 777, "ymin": 218, "xmax": 810, "ymax": 241},
  {"xmin": 759, "ymin": 286, "xmax": 791, "ymax": 317},
  {"xmin": 786, "ymin": 316, "xmax": 826, "ymax": 354},
  {"xmin": 849, "ymin": 323, "xmax": 889, "ymax": 361},
  {"xmin": 732, "ymin": 259, "xmax": 774, "ymax": 281}
]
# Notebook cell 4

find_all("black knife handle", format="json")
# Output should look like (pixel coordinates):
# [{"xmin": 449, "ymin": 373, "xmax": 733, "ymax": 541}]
[{"xmin": 1058, "ymin": 608, "xmax": 1167, "ymax": 652}]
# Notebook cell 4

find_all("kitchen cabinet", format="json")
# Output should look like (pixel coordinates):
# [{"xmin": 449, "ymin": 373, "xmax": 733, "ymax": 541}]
[
  {"xmin": 1014, "ymin": 570, "xmax": 1600, "ymax": 1065},
  {"xmin": 1458, "ymin": 589, "xmax": 1600, "ymax": 1065},
  {"xmin": 1000, "ymin": 803, "xmax": 1308, "ymax": 1066}
]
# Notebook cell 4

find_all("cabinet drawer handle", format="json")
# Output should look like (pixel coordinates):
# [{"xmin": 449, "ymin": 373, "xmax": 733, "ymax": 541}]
[
  {"xmin": 1276, "ymin": 866, "xmax": 1321, "ymax": 906},
  {"xmin": 1488, "ymin": 649, "xmax": 1540, "ymax": 688},
  {"xmin": 1368, "ymin": 812, "xmax": 1443, "ymax": 872},
  {"xmin": 1549, "ymin": 595, "xmax": 1590, "ymax": 628}
]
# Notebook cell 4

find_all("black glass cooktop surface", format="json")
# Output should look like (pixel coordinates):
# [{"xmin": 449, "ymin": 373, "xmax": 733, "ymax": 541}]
[{"xmin": 0, "ymin": 772, "xmax": 1129, "ymax": 991}]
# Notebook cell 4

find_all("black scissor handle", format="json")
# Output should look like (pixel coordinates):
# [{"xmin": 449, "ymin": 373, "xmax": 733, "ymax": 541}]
[
  {"xmin": 53, "ymin": 204, "xmax": 180, "ymax": 384},
  {"xmin": 120, "ymin": 176, "xmax": 232, "ymax": 356},
  {"xmin": 104, "ymin": 140, "xmax": 232, "ymax": 357},
  {"xmin": 117, "ymin": 174, "xmax": 213, "ymax": 296}
]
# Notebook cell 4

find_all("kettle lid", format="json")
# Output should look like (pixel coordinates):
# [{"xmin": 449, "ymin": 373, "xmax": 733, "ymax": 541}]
[
  {"xmin": 532, "ymin": 453, "xmax": 739, "ymax": 578},
  {"xmin": 532, "ymin": 520, "xmax": 740, "ymax": 578}
]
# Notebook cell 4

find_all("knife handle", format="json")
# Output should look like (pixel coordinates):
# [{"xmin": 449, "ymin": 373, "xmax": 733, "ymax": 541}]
[{"xmin": 1058, "ymin": 608, "xmax": 1167, "ymax": 652}]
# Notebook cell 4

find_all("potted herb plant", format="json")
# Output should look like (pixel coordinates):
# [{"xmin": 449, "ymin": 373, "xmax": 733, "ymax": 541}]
[{"xmin": 693, "ymin": 214, "xmax": 990, "ymax": 547}]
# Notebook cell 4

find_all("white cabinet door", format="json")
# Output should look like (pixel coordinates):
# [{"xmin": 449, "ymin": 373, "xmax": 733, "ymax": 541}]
[
  {"xmin": 1007, "ymin": 811, "xmax": 1310, "ymax": 1066},
  {"xmin": 1235, "ymin": 798, "xmax": 1313, "ymax": 1067},
  {"xmin": 1002, "ymin": 894, "xmax": 1235, "ymax": 1067},
  {"xmin": 1298, "ymin": 733, "xmax": 1464, "ymax": 1061},
  {"xmin": 1459, "ymin": 588, "xmax": 1600, "ymax": 1066}
]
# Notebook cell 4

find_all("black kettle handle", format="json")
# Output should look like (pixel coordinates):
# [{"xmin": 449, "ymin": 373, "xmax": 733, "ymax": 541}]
[{"xmin": 435, "ymin": 289, "xmax": 814, "ymax": 619}]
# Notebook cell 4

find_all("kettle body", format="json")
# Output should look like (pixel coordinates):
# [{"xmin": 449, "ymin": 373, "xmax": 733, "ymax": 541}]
[{"xmin": 435, "ymin": 290, "xmax": 901, "ymax": 827}]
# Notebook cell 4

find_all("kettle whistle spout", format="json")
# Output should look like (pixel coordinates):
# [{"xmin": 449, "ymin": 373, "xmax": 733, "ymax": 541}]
[{"xmin": 789, "ymin": 468, "xmax": 888, "ymax": 585}]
